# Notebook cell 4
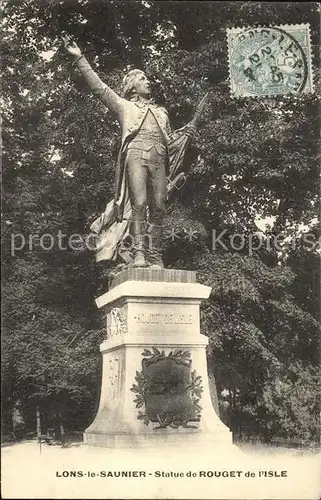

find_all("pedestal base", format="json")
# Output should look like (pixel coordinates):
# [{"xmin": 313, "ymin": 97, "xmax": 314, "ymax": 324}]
[{"xmin": 84, "ymin": 269, "xmax": 232, "ymax": 448}]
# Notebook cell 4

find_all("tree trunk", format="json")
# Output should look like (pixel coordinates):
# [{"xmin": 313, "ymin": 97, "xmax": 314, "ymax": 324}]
[
  {"xmin": 36, "ymin": 407, "xmax": 41, "ymax": 440},
  {"xmin": 60, "ymin": 421, "xmax": 65, "ymax": 446}
]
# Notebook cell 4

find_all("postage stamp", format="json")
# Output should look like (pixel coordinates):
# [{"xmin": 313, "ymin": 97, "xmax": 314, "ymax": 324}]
[{"xmin": 226, "ymin": 24, "xmax": 314, "ymax": 97}]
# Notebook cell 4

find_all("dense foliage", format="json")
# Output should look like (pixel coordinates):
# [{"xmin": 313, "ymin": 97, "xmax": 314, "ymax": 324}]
[{"xmin": 2, "ymin": 0, "xmax": 320, "ymax": 445}]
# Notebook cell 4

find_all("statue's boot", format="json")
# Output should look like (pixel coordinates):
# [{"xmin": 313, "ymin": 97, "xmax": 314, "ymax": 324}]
[
  {"xmin": 130, "ymin": 220, "xmax": 147, "ymax": 268},
  {"xmin": 145, "ymin": 223, "xmax": 164, "ymax": 269}
]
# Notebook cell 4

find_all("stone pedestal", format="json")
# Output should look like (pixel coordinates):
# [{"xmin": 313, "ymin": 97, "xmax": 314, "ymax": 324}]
[{"xmin": 84, "ymin": 269, "xmax": 232, "ymax": 448}]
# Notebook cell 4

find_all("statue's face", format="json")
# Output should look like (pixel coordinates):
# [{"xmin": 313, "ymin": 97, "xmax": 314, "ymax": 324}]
[{"xmin": 134, "ymin": 72, "xmax": 151, "ymax": 98}]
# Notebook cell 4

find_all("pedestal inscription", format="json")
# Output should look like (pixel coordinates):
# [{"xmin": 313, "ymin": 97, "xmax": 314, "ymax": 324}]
[
  {"xmin": 134, "ymin": 311, "xmax": 193, "ymax": 325},
  {"xmin": 131, "ymin": 348, "xmax": 203, "ymax": 430},
  {"xmin": 129, "ymin": 302, "xmax": 198, "ymax": 336}
]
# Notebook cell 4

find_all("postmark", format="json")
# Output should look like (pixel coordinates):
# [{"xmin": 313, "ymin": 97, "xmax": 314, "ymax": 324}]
[{"xmin": 226, "ymin": 24, "xmax": 314, "ymax": 97}]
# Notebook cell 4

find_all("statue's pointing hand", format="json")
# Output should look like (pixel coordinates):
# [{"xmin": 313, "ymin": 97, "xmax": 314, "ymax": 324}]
[{"xmin": 61, "ymin": 34, "xmax": 82, "ymax": 58}]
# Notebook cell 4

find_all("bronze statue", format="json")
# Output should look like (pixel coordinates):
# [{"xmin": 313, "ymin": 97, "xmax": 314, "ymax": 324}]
[{"xmin": 62, "ymin": 35, "xmax": 204, "ymax": 270}]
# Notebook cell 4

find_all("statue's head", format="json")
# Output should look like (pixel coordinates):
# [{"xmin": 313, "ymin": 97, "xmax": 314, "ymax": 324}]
[{"xmin": 123, "ymin": 69, "xmax": 151, "ymax": 99}]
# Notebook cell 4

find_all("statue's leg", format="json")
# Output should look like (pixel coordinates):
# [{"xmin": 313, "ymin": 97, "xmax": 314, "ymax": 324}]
[
  {"xmin": 145, "ymin": 149, "xmax": 167, "ymax": 269},
  {"xmin": 126, "ymin": 149, "xmax": 148, "ymax": 268}
]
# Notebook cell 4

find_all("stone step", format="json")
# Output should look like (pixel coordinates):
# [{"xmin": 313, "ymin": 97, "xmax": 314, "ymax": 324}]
[{"xmin": 110, "ymin": 268, "xmax": 196, "ymax": 289}]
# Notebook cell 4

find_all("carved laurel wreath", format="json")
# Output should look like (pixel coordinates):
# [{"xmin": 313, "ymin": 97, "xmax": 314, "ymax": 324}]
[{"xmin": 131, "ymin": 347, "xmax": 203, "ymax": 429}]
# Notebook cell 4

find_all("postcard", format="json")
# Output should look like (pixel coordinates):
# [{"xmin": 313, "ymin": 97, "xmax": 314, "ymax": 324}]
[{"xmin": 2, "ymin": 1, "xmax": 320, "ymax": 499}]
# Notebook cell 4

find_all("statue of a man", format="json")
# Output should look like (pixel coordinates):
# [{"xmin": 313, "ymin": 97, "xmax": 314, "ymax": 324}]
[{"xmin": 63, "ymin": 36, "xmax": 197, "ymax": 270}]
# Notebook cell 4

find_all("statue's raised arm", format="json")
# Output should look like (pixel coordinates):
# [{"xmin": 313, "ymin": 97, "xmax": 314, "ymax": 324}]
[{"xmin": 62, "ymin": 34, "xmax": 124, "ymax": 116}]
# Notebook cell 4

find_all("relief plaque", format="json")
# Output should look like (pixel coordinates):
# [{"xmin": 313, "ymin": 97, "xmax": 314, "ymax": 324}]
[{"xmin": 131, "ymin": 348, "xmax": 203, "ymax": 429}]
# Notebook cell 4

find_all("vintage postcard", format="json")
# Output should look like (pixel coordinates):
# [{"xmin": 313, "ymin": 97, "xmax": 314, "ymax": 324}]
[{"xmin": 2, "ymin": 1, "xmax": 320, "ymax": 499}]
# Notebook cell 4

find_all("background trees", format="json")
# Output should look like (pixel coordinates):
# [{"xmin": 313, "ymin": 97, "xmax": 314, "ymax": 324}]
[{"xmin": 2, "ymin": 0, "xmax": 320, "ymax": 444}]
